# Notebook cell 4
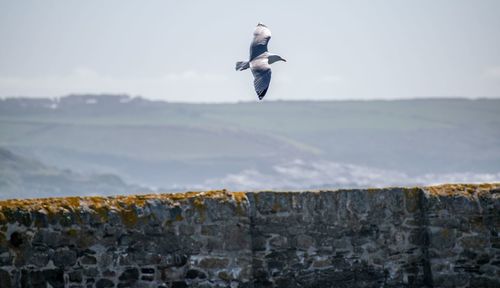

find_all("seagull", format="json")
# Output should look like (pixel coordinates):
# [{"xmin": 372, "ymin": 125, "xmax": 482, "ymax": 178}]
[{"xmin": 235, "ymin": 23, "xmax": 286, "ymax": 100}]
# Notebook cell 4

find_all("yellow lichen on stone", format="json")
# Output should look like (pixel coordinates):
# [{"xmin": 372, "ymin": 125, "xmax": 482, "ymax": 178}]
[
  {"xmin": 231, "ymin": 192, "xmax": 247, "ymax": 204},
  {"xmin": 425, "ymin": 183, "xmax": 500, "ymax": 197},
  {"xmin": 192, "ymin": 197, "xmax": 206, "ymax": 222},
  {"xmin": 84, "ymin": 196, "xmax": 108, "ymax": 209},
  {"xmin": 0, "ymin": 190, "xmax": 240, "ymax": 225},
  {"xmin": 63, "ymin": 197, "xmax": 81, "ymax": 209},
  {"xmin": 231, "ymin": 192, "xmax": 248, "ymax": 216},
  {"xmin": 1, "ymin": 185, "xmax": 497, "ymax": 225},
  {"xmin": 403, "ymin": 187, "xmax": 422, "ymax": 213},
  {"xmin": 120, "ymin": 208, "xmax": 139, "ymax": 227},
  {"xmin": 115, "ymin": 195, "xmax": 146, "ymax": 207},
  {"xmin": 66, "ymin": 228, "xmax": 79, "ymax": 237},
  {"xmin": 271, "ymin": 201, "xmax": 281, "ymax": 213}
]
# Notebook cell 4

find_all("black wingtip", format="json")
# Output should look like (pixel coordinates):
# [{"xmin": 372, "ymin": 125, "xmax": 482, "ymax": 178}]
[{"xmin": 257, "ymin": 88, "xmax": 268, "ymax": 100}]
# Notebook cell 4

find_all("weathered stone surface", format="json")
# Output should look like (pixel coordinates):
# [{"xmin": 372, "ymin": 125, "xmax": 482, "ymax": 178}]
[
  {"xmin": 197, "ymin": 257, "xmax": 229, "ymax": 269},
  {"xmin": 0, "ymin": 269, "xmax": 11, "ymax": 287},
  {"xmin": 68, "ymin": 270, "xmax": 83, "ymax": 283},
  {"xmin": 186, "ymin": 269, "xmax": 207, "ymax": 279},
  {"xmin": 53, "ymin": 248, "xmax": 77, "ymax": 268},
  {"xmin": 0, "ymin": 185, "xmax": 498, "ymax": 287},
  {"xmin": 80, "ymin": 255, "xmax": 97, "ymax": 265},
  {"xmin": 96, "ymin": 278, "xmax": 115, "ymax": 288},
  {"xmin": 20, "ymin": 269, "xmax": 65, "ymax": 288},
  {"xmin": 119, "ymin": 267, "xmax": 139, "ymax": 283}
]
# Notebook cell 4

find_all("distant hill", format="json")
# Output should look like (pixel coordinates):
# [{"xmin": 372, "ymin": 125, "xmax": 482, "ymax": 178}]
[
  {"xmin": 1, "ymin": 95, "xmax": 499, "ymax": 192},
  {"xmin": 0, "ymin": 147, "xmax": 147, "ymax": 199}
]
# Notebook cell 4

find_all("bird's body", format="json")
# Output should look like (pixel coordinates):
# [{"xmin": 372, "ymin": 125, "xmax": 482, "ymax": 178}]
[{"xmin": 236, "ymin": 23, "xmax": 286, "ymax": 100}]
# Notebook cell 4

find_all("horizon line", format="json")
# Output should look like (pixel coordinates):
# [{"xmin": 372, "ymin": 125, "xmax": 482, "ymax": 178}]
[{"xmin": 1, "ymin": 94, "xmax": 500, "ymax": 105}]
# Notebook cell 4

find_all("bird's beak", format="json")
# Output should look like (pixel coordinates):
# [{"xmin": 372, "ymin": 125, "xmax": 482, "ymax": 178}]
[{"xmin": 282, "ymin": 58, "xmax": 287, "ymax": 62}]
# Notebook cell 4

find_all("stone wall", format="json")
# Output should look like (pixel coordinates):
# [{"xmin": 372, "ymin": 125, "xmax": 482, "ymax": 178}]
[{"xmin": 0, "ymin": 184, "xmax": 498, "ymax": 288}]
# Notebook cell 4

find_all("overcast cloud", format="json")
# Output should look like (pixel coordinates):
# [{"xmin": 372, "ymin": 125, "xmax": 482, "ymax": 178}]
[{"xmin": 1, "ymin": 0, "xmax": 499, "ymax": 102}]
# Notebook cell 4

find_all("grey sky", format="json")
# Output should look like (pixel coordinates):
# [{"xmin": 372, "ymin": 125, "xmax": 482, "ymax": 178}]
[{"xmin": 1, "ymin": 0, "xmax": 499, "ymax": 102}]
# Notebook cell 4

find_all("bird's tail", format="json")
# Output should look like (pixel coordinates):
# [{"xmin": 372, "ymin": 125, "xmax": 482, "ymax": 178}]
[{"xmin": 235, "ymin": 61, "xmax": 250, "ymax": 71}]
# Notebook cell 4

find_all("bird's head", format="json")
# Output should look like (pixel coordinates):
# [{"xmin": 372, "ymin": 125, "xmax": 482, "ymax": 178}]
[{"xmin": 268, "ymin": 54, "xmax": 287, "ymax": 64}]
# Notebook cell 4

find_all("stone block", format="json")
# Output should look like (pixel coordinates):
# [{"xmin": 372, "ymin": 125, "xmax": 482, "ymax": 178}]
[
  {"xmin": 96, "ymin": 278, "xmax": 115, "ymax": 288},
  {"xmin": 197, "ymin": 257, "xmax": 230, "ymax": 269},
  {"xmin": 53, "ymin": 248, "xmax": 77, "ymax": 268}
]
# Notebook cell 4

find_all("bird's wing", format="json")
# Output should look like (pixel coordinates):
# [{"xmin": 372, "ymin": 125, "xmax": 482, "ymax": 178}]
[
  {"xmin": 251, "ymin": 60, "xmax": 272, "ymax": 99},
  {"xmin": 250, "ymin": 23, "xmax": 271, "ymax": 60}
]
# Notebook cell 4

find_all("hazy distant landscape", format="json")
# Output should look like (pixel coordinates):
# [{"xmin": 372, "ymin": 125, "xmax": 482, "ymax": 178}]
[{"xmin": 1, "ymin": 94, "xmax": 499, "ymax": 199}]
